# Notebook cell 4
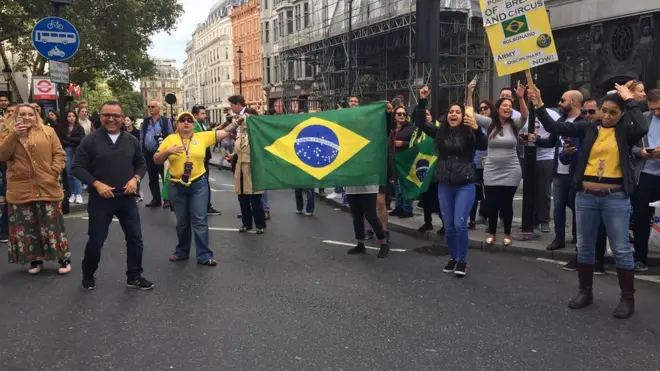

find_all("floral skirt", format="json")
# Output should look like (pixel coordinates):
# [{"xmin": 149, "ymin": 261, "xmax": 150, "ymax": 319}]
[{"xmin": 8, "ymin": 201, "xmax": 70, "ymax": 265}]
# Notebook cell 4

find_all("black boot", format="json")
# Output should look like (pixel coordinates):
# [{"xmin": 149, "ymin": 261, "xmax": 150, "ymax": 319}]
[
  {"xmin": 377, "ymin": 244, "xmax": 389, "ymax": 258},
  {"xmin": 347, "ymin": 243, "xmax": 366, "ymax": 255},
  {"xmin": 417, "ymin": 223, "xmax": 432, "ymax": 232},
  {"xmin": 613, "ymin": 268, "xmax": 635, "ymax": 319},
  {"xmin": 568, "ymin": 263, "xmax": 594, "ymax": 309}
]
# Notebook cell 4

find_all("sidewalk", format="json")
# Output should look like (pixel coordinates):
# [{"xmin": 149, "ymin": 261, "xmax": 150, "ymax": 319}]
[{"xmin": 207, "ymin": 156, "xmax": 660, "ymax": 265}]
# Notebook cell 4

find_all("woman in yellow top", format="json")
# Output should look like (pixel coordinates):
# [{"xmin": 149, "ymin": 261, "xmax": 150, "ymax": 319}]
[
  {"xmin": 154, "ymin": 112, "xmax": 238, "ymax": 266},
  {"xmin": 530, "ymin": 84, "xmax": 648, "ymax": 319}
]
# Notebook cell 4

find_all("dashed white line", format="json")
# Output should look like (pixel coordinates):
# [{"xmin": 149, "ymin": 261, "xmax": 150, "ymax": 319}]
[{"xmin": 322, "ymin": 240, "xmax": 406, "ymax": 252}]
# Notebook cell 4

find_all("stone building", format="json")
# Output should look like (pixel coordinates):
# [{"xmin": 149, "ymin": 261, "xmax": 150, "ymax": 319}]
[
  {"xmin": 231, "ymin": 0, "xmax": 263, "ymax": 108},
  {"xmin": 139, "ymin": 59, "xmax": 182, "ymax": 117}
]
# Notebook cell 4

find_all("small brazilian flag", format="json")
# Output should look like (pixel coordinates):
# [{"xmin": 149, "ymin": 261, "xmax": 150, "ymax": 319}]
[
  {"xmin": 247, "ymin": 102, "xmax": 387, "ymax": 190},
  {"xmin": 394, "ymin": 137, "xmax": 438, "ymax": 200},
  {"xmin": 502, "ymin": 15, "xmax": 529, "ymax": 38}
]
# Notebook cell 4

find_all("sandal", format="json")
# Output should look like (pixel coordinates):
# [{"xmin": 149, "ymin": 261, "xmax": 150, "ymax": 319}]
[
  {"xmin": 486, "ymin": 236, "xmax": 496, "ymax": 245},
  {"xmin": 256, "ymin": 228, "xmax": 264, "ymax": 234},
  {"xmin": 168, "ymin": 255, "xmax": 189, "ymax": 262},
  {"xmin": 239, "ymin": 227, "xmax": 251, "ymax": 233},
  {"xmin": 198, "ymin": 259, "xmax": 217, "ymax": 266},
  {"xmin": 28, "ymin": 261, "xmax": 43, "ymax": 275},
  {"xmin": 58, "ymin": 259, "xmax": 72, "ymax": 275},
  {"xmin": 503, "ymin": 237, "xmax": 512, "ymax": 246}
]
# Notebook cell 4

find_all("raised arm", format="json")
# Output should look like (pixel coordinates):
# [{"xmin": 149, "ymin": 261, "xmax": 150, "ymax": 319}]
[
  {"xmin": 215, "ymin": 118, "xmax": 241, "ymax": 142},
  {"xmin": 514, "ymin": 80, "xmax": 529, "ymax": 123},
  {"xmin": 528, "ymin": 87, "xmax": 588, "ymax": 138},
  {"xmin": 615, "ymin": 84, "xmax": 650, "ymax": 146},
  {"xmin": 413, "ymin": 87, "xmax": 439, "ymax": 138}
]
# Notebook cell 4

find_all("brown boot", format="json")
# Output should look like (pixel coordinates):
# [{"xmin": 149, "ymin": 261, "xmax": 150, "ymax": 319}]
[
  {"xmin": 613, "ymin": 268, "xmax": 635, "ymax": 319},
  {"xmin": 546, "ymin": 240, "xmax": 566, "ymax": 251},
  {"xmin": 568, "ymin": 263, "xmax": 594, "ymax": 309}
]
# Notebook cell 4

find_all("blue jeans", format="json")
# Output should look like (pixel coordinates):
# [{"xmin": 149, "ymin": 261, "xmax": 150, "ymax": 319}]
[
  {"xmin": 262, "ymin": 191, "xmax": 270, "ymax": 211},
  {"xmin": 553, "ymin": 175, "xmax": 576, "ymax": 241},
  {"xmin": 82, "ymin": 195, "xmax": 144, "ymax": 280},
  {"xmin": 65, "ymin": 147, "xmax": 82, "ymax": 195},
  {"xmin": 168, "ymin": 175, "xmax": 213, "ymax": 263},
  {"xmin": 438, "ymin": 183, "xmax": 475, "ymax": 263},
  {"xmin": 395, "ymin": 180, "xmax": 413, "ymax": 213},
  {"xmin": 295, "ymin": 189, "xmax": 315, "ymax": 213},
  {"xmin": 575, "ymin": 191, "xmax": 633, "ymax": 269}
]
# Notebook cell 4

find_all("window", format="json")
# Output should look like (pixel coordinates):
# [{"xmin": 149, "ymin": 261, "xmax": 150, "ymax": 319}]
[
  {"xmin": 296, "ymin": 59, "xmax": 302, "ymax": 79},
  {"xmin": 287, "ymin": 60, "xmax": 294, "ymax": 80},
  {"xmin": 264, "ymin": 0, "xmax": 268, "ymax": 9},
  {"xmin": 274, "ymin": 56, "xmax": 280, "ymax": 82},
  {"xmin": 286, "ymin": 10, "xmax": 293, "ymax": 34},
  {"xmin": 225, "ymin": 47, "xmax": 229, "ymax": 59},
  {"xmin": 264, "ymin": 22, "xmax": 270, "ymax": 43},
  {"xmin": 295, "ymin": 5, "xmax": 301, "ymax": 30},
  {"xmin": 304, "ymin": 2, "xmax": 310, "ymax": 28},
  {"xmin": 265, "ymin": 57, "xmax": 271, "ymax": 85},
  {"xmin": 273, "ymin": 19, "xmax": 278, "ymax": 41},
  {"xmin": 278, "ymin": 13, "xmax": 284, "ymax": 36},
  {"xmin": 305, "ymin": 59, "xmax": 313, "ymax": 77}
]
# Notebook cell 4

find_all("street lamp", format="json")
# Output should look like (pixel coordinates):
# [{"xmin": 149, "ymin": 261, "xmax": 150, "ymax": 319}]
[
  {"xmin": 2, "ymin": 64, "xmax": 12, "ymax": 99},
  {"xmin": 237, "ymin": 46, "xmax": 244, "ymax": 96}
]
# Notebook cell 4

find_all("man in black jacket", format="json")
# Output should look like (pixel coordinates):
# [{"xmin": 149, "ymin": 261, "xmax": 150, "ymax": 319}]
[{"xmin": 73, "ymin": 101, "xmax": 153, "ymax": 291}]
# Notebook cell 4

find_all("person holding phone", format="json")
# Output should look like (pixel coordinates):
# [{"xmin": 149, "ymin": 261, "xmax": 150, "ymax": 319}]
[{"xmin": 0, "ymin": 104, "xmax": 70, "ymax": 275}]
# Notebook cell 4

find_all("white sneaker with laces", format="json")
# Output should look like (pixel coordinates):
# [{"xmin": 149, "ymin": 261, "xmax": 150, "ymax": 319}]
[
  {"xmin": 326, "ymin": 192, "xmax": 342, "ymax": 200},
  {"xmin": 75, "ymin": 194, "xmax": 84, "ymax": 204},
  {"xmin": 68, "ymin": 195, "xmax": 75, "ymax": 204}
]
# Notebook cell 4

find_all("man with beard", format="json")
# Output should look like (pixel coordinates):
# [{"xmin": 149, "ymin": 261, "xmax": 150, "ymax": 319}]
[{"xmin": 192, "ymin": 105, "xmax": 221, "ymax": 216}]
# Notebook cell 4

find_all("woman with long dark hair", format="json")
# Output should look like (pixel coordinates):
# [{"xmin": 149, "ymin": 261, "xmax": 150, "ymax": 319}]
[
  {"xmin": 413, "ymin": 87, "xmax": 487, "ymax": 276},
  {"xmin": 530, "ymin": 84, "xmax": 647, "ymax": 319},
  {"xmin": 59, "ymin": 110, "xmax": 85, "ymax": 204},
  {"xmin": 470, "ymin": 83, "xmax": 528, "ymax": 246}
]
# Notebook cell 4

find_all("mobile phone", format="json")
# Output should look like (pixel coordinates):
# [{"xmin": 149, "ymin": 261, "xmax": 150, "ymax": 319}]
[
  {"xmin": 16, "ymin": 116, "xmax": 24, "ymax": 125},
  {"xmin": 646, "ymin": 148, "xmax": 656, "ymax": 153},
  {"xmin": 519, "ymin": 134, "xmax": 529, "ymax": 141},
  {"xmin": 470, "ymin": 74, "xmax": 479, "ymax": 85}
]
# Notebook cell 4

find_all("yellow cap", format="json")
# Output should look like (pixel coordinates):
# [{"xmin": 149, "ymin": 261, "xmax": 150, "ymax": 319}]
[{"xmin": 176, "ymin": 111, "xmax": 194, "ymax": 122}]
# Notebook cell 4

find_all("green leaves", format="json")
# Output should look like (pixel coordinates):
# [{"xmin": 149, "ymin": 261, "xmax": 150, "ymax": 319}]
[{"xmin": 2, "ymin": 0, "xmax": 183, "ymax": 96}]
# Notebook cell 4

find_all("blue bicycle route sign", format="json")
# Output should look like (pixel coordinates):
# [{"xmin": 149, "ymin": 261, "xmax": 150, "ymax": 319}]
[{"xmin": 31, "ymin": 17, "xmax": 80, "ymax": 62}]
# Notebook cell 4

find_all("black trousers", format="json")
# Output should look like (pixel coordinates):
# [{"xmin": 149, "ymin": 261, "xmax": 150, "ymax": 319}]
[
  {"xmin": 144, "ymin": 150, "xmax": 164, "ymax": 202},
  {"xmin": 485, "ymin": 185, "xmax": 517, "ymax": 235},
  {"xmin": 347, "ymin": 193, "xmax": 384, "ymax": 240},
  {"xmin": 238, "ymin": 194, "xmax": 266, "ymax": 229},
  {"xmin": 632, "ymin": 172, "xmax": 660, "ymax": 264},
  {"xmin": 421, "ymin": 182, "xmax": 441, "ymax": 224},
  {"xmin": 204, "ymin": 159, "xmax": 213, "ymax": 209},
  {"xmin": 82, "ymin": 195, "xmax": 144, "ymax": 280}
]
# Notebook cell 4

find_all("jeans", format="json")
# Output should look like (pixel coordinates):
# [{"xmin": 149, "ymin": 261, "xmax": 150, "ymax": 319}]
[
  {"xmin": 534, "ymin": 159, "xmax": 554, "ymax": 224},
  {"xmin": 438, "ymin": 183, "xmax": 475, "ymax": 262},
  {"xmin": 553, "ymin": 175, "xmax": 576, "ymax": 241},
  {"xmin": 394, "ymin": 180, "xmax": 413, "ymax": 213},
  {"xmin": 632, "ymin": 172, "xmax": 660, "ymax": 264},
  {"xmin": 347, "ymin": 193, "xmax": 384, "ymax": 240},
  {"xmin": 238, "ymin": 194, "xmax": 266, "ymax": 229},
  {"xmin": 82, "ymin": 195, "xmax": 144, "ymax": 280},
  {"xmin": 262, "ymin": 191, "xmax": 270, "ymax": 211},
  {"xmin": 169, "ymin": 175, "xmax": 213, "ymax": 262},
  {"xmin": 295, "ymin": 189, "xmax": 315, "ymax": 213},
  {"xmin": 65, "ymin": 147, "xmax": 82, "ymax": 196},
  {"xmin": 575, "ymin": 191, "xmax": 633, "ymax": 269}
]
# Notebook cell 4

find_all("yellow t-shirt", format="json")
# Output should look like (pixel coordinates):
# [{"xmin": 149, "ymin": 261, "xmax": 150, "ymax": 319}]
[
  {"xmin": 584, "ymin": 126, "xmax": 622, "ymax": 184},
  {"xmin": 158, "ymin": 131, "xmax": 217, "ymax": 184}
]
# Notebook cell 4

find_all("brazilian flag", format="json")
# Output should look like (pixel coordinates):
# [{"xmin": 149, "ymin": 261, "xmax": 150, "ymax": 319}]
[
  {"xmin": 247, "ymin": 102, "xmax": 387, "ymax": 190},
  {"xmin": 394, "ymin": 137, "xmax": 438, "ymax": 199}
]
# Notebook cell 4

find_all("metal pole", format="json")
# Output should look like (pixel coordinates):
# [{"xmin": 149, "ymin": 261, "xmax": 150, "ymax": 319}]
[
  {"xmin": 346, "ymin": 0, "xmax": 353, "ymax": 97},
  {"xmin": 52, "ymin": 2, "xmax": 67, "ymax": 120},
  {"xmin": 429, "ymin": 0, "xmax": 440, "ymax": 118}
]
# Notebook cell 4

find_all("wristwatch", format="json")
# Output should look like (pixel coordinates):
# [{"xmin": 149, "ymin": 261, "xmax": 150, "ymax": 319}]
[{"xmin": 133, "ymin": 175, "xmax": 141, "ymax": 183}]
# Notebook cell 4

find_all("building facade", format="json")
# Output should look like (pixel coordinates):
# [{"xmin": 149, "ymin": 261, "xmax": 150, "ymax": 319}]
[
  {"xmin": 231, "ymin": 0, "xmax": 263, "ymax": 107},
  {"xmin": 139, "ymin": 59, "xmax": 182, "ymax": 117},
  {"xmin": 182, "ymin": 0, "xmax": 234, "ymax": 124},
  {"xmin": 0, "ymin": 45, "xmax": 33, "ymax": 104}
]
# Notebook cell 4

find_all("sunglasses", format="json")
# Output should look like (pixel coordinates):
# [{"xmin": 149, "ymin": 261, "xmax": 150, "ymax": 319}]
[
  {"xmin": 148, "ymin": 105, "xmax": 158, "ymax": 108},
  {"xmin": 586, "ymin": 109, "xmax": 597, "ymax": 115},
  {"xmin": 395, "ymin": 112, "xmax": 407, "ymax": 117},
  {"xmin": 478, "ymin": 106, "xmax": 489, "ymax": 111},
  {"xmin": 178, "ymin": 118, "xmax": 194, "ymax": 123}
]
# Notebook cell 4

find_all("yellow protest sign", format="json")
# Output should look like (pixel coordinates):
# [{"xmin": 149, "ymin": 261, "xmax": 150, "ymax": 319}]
[{"xmin": 479, "ymin": 0, "xmax": 558, "ymax": 76}]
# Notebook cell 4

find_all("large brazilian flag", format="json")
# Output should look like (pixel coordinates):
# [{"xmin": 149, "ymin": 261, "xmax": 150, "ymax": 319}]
[
  {"xmin": 394, "ymin": 137, "xmax": 438, "ymax": 200},
  {"xmin": 247, "ymin": 102, "xmax": 387, "ymax": 191}
]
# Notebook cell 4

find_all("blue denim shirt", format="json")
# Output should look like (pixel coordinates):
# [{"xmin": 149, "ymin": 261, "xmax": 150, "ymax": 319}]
[
  {"xmin": 143, "ymin": 117, "xmax": 171, "ymax": 152},
  {"xmin": 473, "ymin": 127, "xmax": 488, "ymax": 169}
]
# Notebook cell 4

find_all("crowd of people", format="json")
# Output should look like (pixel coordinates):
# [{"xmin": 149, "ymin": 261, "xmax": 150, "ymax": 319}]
[{"xmin": 0, "ymin": 75, "xmax": 658, "ymax": 320}]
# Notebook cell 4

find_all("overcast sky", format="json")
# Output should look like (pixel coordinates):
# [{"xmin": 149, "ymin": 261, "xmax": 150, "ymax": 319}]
[{"xmin": 148, "ymin": 0, "xmax": 219, "ymax": 68}]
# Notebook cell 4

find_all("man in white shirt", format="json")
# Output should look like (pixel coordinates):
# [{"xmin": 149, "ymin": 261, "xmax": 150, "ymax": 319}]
[{"xmin": 78, "ymin": 106, "xmax": 93, "ymax": 135}]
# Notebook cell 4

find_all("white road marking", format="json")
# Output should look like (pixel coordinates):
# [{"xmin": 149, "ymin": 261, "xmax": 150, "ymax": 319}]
[
  {"xmin": 210, "ymin": 189, "xmax": 231, "ymax": 192},
  {"xmin": 221, "ymin": 184, "xmax": 234, "ymax": 187},
  {"xmin": 209, "ymin": 227, "xmax": 240, "ymax": 232},
  {"xmin": 322, "ymin": 240, "xmax": 406, "ymax": 252},
  {"xmin": 535, "ymin": 257, "xmax": 660, "ymax": 284},
  {"xmin": 209, "ymin": 177, "xmax": 216, "ymax": 181}
]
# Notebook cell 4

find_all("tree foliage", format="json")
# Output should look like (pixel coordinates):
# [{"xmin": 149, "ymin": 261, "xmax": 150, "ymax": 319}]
[
  {"xmin": 1, "ymin": 0, "xmax": 183, "ymax": 102},
  {"xmin": 75, "ymin": 76, "xmax": 144, "ymax": 118}
]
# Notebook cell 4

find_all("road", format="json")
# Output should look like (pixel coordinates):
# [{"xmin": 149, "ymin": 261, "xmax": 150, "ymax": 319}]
[{"xmin": 0, "ymin": 167, "xmax": 658, "ymax": 371}]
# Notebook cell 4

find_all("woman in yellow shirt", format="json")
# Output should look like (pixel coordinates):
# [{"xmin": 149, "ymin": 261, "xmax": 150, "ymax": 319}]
[{"xmin": 154, "ymin": 112, "xmax": 238, "ymax": 266}]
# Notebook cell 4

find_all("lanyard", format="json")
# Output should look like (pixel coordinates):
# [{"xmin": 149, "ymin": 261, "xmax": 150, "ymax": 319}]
[{"xmin": 180, "ymin": 134, "xmax": 192, "ymax": 159}]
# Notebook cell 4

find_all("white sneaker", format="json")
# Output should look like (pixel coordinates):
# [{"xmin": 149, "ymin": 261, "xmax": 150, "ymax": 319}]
[
  {"xmin": 68, "ymin": 195, "xmax": 75, "ymax": 203},
  {"xmin": 75, "ymin": 194, "xmax": 84, "ymax": 204},
  {"xmin": 326, "ymin": 192, "xmax": 342, "ymax": 200}
]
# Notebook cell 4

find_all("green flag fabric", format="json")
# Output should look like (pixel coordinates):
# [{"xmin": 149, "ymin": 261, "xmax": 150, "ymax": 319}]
[
  {"xmin": 394, "ymin": 137, "xmax": 438, "ymax": 200},
  {"xmin": 247, "ymin": 102, "xmax": 387, "ymax": 191}
]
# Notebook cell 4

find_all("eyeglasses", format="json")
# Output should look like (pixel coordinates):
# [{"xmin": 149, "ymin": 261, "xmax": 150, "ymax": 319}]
[
  {"xmin": 478, "ymin": 106, "xmax": 488, "ymax": 112},
  {"xmin": 100, "ymin": 113, "xmax": 122, "ymax": 119},
  {"xmin": 395, "ymin": 112, "xmax": 407, "ymax": 117},
  {"xmin": 586, "ymin": 109, "xmax": 597, "ymax": 115},
  {"xmin": 178, "ymin": 118, "xmax": 194, "ymax": 123},
  {"xmin": 148, "ymin": 105, "xmax": 158, "ymax": 108}
]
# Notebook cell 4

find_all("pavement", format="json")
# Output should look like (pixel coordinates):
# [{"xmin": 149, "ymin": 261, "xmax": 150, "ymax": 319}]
[
  {"xmin": 1, "ymin": 165, "xmax": 660, "ymax": 371},
  {"xmin": 207, "ymin": 156, "xmax": 660, "ymax": 265}
]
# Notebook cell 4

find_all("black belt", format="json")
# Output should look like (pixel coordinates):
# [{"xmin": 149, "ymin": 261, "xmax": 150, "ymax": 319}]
[{"xmin": 583, "ymin": 187, "xmax": 624, "ymax": 197}]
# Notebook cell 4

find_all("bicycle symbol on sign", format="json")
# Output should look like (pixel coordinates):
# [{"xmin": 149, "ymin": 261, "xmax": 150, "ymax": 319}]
[{"xmin": 47, "ymin": 20, "xmax": 64, "ymax": 30}]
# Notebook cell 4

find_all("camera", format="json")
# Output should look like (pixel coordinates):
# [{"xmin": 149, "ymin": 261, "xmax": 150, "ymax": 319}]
[{"xmin": 155, "ymin": 133, "xmax": 164, "ymax": 142}]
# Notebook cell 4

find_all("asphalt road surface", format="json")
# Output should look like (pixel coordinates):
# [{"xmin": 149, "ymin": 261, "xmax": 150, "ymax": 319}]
[{"xmin": 0, "ymin": 167, "xmax": 658, "ymax": 371}]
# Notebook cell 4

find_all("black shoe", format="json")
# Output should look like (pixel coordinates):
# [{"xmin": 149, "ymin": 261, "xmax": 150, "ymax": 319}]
[
  {"xmin": 454, "ymin": 262, "xmax": 467, "ymax": 276},
  {"xmin": 417, "ymin": 223, "xmax": 433, "ymax": 233},
  {"xmin": 442, "ymin": 259, "xmax": 457, "ymax": 273},
  {"xmin": 388, "ymin": 208, "xmax": 402, "ymax": 217},
  {"xmin": 145, "ymin": 200, "xmax": 161, "ymax": 207},
  {"xmin": 398, "ymin": 212, "xmax": 414, "ymax": 219},
  {"xmin": 162, "ymin": 200, "xmax": 171, "ymax": 209},
  {"xmin": 82, "ymin": 277, "xmax": 96, "ymax": 290},
  {"xmin": 347, "ymin": 243, "xmax": 366, "ymax": 255},
  {"xmin": 468, "ymin": 221, "xmax": 476, "ymax": 230},
  {"xmin": 594, "ymin": 263, "xmax": 606, "ymax": 276},
  {"xmin": 562, "ymin": 257, "xmax": 578, "ymax": 271},
  {"xmin": 0, "ymin": 234, "xmax": 8, "ymax": 243},
  {"xmin": 437, "ymin": 227, "xmax": 445, "ymax": 236},
  {"xmin": 126, "ymin": 277, "xmax": 155, "ymax": 291},
  {"xmin": 207, "ymin": 207, "xmax": 222, "ymax": 216},
  {"xmin": 377, "ymin": 244, "xmax": 389, "ymax": 258}
]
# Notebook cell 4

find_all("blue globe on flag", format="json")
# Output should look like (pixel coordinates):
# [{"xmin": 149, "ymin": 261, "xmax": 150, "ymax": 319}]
[
  {"xmin": 294, "ymin": 125, "xmax": 340, "ymax": 168},
  {"xmin": 415, "ymin": 159, "xmax": 430, "ymax": 182}
]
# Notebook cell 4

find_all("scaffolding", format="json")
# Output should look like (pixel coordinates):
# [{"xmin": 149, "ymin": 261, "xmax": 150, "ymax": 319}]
[{"xmin": 276, "ymin": 0, "xmax": 491, "ymax": 113}]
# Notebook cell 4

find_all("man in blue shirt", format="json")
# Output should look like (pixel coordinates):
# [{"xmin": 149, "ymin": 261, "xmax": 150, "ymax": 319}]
[
  {"xmin": 141, "ymin": 100, "xmax": 173, "ymax": 208},
  {"xmin": 632, "ymin": 89, "xmax": 660, "ymax": 272}
]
